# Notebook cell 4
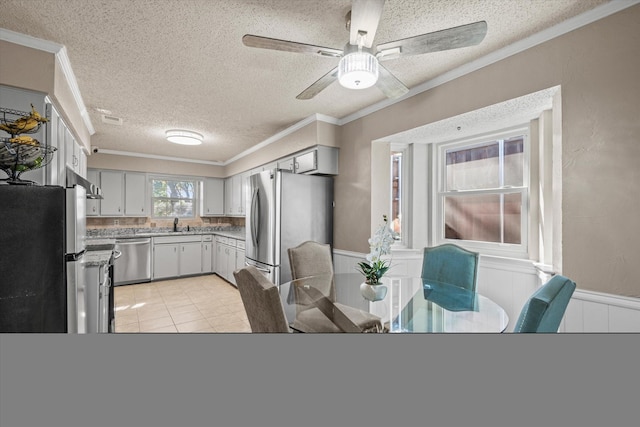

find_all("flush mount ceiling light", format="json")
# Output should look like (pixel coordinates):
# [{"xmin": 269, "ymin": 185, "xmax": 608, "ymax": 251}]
[
  {"xmin": 338, "ymin": 50, "xmax": 379, "ymax": 89},
  {"xmin": 165, "ymin": 129, "xmax": 203, "ymax": 145}
]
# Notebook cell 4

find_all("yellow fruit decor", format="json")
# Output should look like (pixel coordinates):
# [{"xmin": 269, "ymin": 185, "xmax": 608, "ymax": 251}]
[{"xmin": 0, "ymin": 104, "xmax": 49, "ymax": 135}]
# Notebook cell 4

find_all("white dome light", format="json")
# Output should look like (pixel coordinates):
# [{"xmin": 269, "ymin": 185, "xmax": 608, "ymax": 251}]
[
  {"xmin": 338, "ymin": 51, "xmax": 379, "ymax": 89},
  {"xmin": 165, "ymin": 129, "xmax": 203, "ymax": 145}
]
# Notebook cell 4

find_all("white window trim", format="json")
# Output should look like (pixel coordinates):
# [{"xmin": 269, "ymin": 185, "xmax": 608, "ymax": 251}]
[
  {"xmin": 390, "ymin": 142, "xmax": 411, "ymax": 249},
  {"xmin": 431, "ymin": 125, "xmax": 531, "ymax": 259}
]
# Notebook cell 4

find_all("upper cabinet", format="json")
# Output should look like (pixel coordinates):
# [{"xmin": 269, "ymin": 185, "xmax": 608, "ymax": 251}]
[
  {"xmin": 86, "ymin": 169, "xmax": 100, "ymax": 216},
  {"xmin": 124, "ymin": 172, "xmax": 147, "ymax": 216},
  {"xmin": 276, "ymin": 145, "xmax": 338, "ymax": 175},
  {"xmin": 99, "ymin": 170, "xmax": 124, "ymax": 216},
  {"xmin": 223, "ymin": 171, "xmax": 251, "ymax": 217},
  {"xmin": 91, "ymin": 169, "xmax": 147, "ymax": 217},
  {"xmin": 203, "ymin": 177, "xmax": 224, "ymax": 216}
]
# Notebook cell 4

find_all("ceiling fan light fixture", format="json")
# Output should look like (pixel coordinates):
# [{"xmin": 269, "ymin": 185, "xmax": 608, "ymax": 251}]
[
  {"xmin": 338, "ymin": 51, "xmax": 379, "ymax": 89},
  {"xmin": 165, "ymin": 129, "xmax": 203, "ymax": 145}
]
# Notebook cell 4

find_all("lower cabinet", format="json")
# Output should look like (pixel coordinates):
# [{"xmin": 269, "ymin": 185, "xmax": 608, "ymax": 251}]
[
  {"xmin": 150, "ymin": 234, "xmax": 244, "ymax": 282},
  {"xmin": 215, "ymin": 236, "xmax": 243, "ymax": 286},
  {"xmin": 202, "ymin": 235, "xmax": 213, "ymax": 273},
  {"xmin": 152, "ymin": 236, "xmax": 202, "ymax": 280}
]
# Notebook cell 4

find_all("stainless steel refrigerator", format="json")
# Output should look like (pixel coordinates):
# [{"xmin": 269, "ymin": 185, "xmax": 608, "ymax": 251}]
[
  {"xmin": 0, "ymin": 181, "xmax": 88, "ymax": 333},
  {"xmin": 245, "ymin": 169, "xmax": 333, "ymax": 287}
]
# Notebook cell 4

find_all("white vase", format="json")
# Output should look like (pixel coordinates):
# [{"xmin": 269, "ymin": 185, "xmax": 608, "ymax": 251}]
[{"xmin": 360, "ymin": 282, "xmax": 388, "ymax": 302}]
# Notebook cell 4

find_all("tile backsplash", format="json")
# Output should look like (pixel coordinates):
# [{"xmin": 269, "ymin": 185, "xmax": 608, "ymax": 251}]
[{"xmin": 87, "ymin": 216, "xmax": 245, "ymax": 231}]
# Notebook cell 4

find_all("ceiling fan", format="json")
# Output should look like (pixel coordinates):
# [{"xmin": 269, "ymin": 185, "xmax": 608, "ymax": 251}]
[{"xmin": 242, "ymin": 0, "xmax": 487, "ymax": 100}]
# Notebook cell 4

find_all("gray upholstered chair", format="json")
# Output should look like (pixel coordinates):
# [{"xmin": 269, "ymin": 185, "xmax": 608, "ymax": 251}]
[
  {"xmin": 512, "ymin": 274, "xmax": 576, "ymax": 333},
  {"xmin": 421, "ymin": 243, "xmax": 479, "ymax": 292},
  {"xmin": 233, "ymin": 266, "xmax": 291, "ymax": 333},
  {"xmin": 288, "ymin": 240, "xmax": 335, "ymax": 280},
  {"xmin": 287, "ymin": 241, "xmax": 383, "ymax": 333}
]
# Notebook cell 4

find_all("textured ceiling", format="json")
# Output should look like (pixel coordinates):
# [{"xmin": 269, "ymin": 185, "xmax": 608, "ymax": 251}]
[{"xmin": 0, "ymin": 0, "xmax": 611, "ymax": 164}]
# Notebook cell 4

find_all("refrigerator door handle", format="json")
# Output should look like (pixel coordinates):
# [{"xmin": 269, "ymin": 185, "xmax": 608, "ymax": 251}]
[
  {"xmin": 245, "ymin": 261, "xmax": 270, "ymax": 274},
  {"xmin": 250, "ymin": 186, "xmax": 259, "ymax": 248}
]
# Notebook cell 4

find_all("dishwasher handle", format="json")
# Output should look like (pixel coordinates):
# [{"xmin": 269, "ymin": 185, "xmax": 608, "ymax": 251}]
[{"xmin": 115, "ymin": 239, "xmax": 151, "ymax": 245}]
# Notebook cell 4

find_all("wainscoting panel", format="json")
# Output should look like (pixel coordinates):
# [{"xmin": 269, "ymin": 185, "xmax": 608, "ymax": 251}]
[{"xmin": 333, "ymin": 249, "xmax": 640, "ymax": 332}]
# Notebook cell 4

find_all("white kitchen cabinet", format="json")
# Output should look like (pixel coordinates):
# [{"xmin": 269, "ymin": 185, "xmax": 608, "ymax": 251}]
[
  {"xmin": 224, "ymin": 176, "xmax": 234, "ymax": 216},
  {"xmin": 203, "ymin": 178, "xmax": 224, "ymax": 216},
  {"xmin": 224, "ymin": 173, "xmax": 247, "ymax": 217},
  {"xmin": 292, "ymin": 146, "xmax": 339, "ymax": 175},
  {"xmin": 153, "ymin": 244, "xmax": 179, "ymax": 280},
  {"xmin": 86, "ymin": 169, "xmax": 100, "ymax": 216},
  {"xmin": 180, "ymin": 242, "xmax": 202, "ymax": 276},
  {"xmin": 99, "ymin": 170, "xmax": 124, "ymax": 216},
  {"xmin": 124, "ymin": 172, "xmax": 147, "ymax": 216},
  {"xmin": 202, "ymin": 236, "xmax": 213, "ymax": 273},
  {"xmin": 153, "ymin": 235, "xmax": 203, "ymax": 279},
  {"xmin": 239, "ymin": 171, "xmax": 250, "ymax": 216},
  {"xmin": 277, "ymin": 156, "xmax": 295, "ymax": 173}
]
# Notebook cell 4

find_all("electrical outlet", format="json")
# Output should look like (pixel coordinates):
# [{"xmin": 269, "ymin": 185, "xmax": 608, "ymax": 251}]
[{"xmin": 114, "ymin": 219, "xmax": 119, "ymax": 226}]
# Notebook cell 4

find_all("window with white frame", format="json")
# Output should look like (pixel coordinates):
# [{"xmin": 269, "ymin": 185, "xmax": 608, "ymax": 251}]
[
  {"xmin": 435, "ymin": 128, "xmax": 529, "ymax": 257},
  {"xmin": 151, "ymin": 177, "xmax": 197, "ymax": 218},
  {"xmin": 390, "ymin": 144, "xmax": 410, "ymax": 247}
]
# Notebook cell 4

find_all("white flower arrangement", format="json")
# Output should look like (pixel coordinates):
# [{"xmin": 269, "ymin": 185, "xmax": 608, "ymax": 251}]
[{"xmin": 357, "ymin": 215, "xmax": 399, "ymax": 285}]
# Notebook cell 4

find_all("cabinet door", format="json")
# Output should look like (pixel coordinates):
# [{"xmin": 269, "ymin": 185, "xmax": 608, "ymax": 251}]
[
  {"xmin": 239, "ymin": 171, "xmax": 251, "ymax": 215},
  {"xmin": 235, "ymin": 249, "xmax": 245, "ymax": 272},
  {"xmin": 153, "ymin": 244, "xmax": 179, "ymax": 280},
  {"xmin": 86, "ymin": 169, "xmax": 100, "ymax": 216},
  {"xmin": 227, "ymin": 246, "xmax": 237, "ymax": 285},
  {"xmin": 180, "ymin": 242, "xmax": 202, "ymax": 276},
  {"xmin": 294, "ymin": 150, "xmax": 317, "ymax": 174},
  {"xmin": 202, "ymin": 242, "xmax": 213, "ymax": 273},
  {"xmin": 277, "ymin": 157, "xmax": 295, "ymax": 172},
  {"xmin": 100, "ymin": 170, "xmax": 124, "ymax": 215},
  {"xmin": 203, "ymin": 178, "xmax": 224, "ymax": 215},
  {"xmin": 216, "ymin": 241, "xmax": 226, "ymax": 277},
  {"xmin": 232, "ymin": 174, "xmax": 242, "ymax": 215},
  {"xmin": 124, "ymin": 172, "xmax": 147, "ymax": 216},
  {"xmin": 224, "ymin": 177, "xmax": 234, "ymax": 215}
]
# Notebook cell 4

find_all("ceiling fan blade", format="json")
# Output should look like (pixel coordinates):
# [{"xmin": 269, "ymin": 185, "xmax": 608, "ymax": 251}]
[
  {"xmin": 296, "ymin": 67, "xmax": 339, "ymax": 100},
  {"xmin": 376, "ymin": 64, "xmax": 409, "ymax": 99},
  {"xmin": 349, "ymin": 0, "xmax": 386, "ymax": 48},
  {"xmin": 376, "ymin": 21, "xmax": 488, "ymax": 59},
  {"xmin": 242, "ymin": 34, "xmax": 343, "ymax": 57}
]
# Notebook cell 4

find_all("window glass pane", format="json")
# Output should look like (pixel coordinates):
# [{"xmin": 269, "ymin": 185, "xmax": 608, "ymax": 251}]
[
  {"xmin": 444, "ymin": 193, "xmax": 521, "ymax": 244},
  {"xmin": 152, "ymin": 199, "xmax": 194, "ymax": 218},
  {"xmin": 504, "ymin": 136, "xmax": 524, "ymax": 187},
  {"xmin": 152, "ymin": 180, "xmax": 194, "ymax": 198},
  {"xmin": 503, "ymin": 193, "xmax": 522, "ymax": 244},
  {"xmin": 151, "ymin": 178, "xmax": 195, "ymax": 218},
  {"xmin": 391, "ymin": 151, "xmax": 402, "ymax": 239},
  {"xmin": 446, "ymin": 142, "xmax": 500, "ymax": 190}
]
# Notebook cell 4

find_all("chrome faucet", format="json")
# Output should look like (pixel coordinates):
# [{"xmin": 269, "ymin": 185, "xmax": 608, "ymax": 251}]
[{"xmin": 173, "ymin": 217, "xmax": 179, "ymax": 232}]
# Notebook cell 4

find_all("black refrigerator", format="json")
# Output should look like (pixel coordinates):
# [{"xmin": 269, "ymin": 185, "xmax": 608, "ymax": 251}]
[{"xmin": 0, "ymin": 183, "xmax": 87, "ymax": 333}]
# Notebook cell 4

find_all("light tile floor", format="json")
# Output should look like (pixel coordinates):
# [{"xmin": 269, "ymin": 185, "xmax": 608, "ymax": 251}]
[{"xmin": 114, "ymin": 274, "xmax": 251, "ymax": 333}]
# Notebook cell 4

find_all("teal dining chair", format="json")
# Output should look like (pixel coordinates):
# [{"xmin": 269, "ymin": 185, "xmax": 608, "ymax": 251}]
[
  {"xmin": 512, "ymin": 274, "xmax": 576, "ymax": 333},
  {"xmin": 421, "ymin": 244, "xmax": 480, "ymax": 292}
]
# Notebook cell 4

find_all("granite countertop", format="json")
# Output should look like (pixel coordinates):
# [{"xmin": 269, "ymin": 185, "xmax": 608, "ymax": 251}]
[
  {"xmin": 86, "ymin": 228, "xmax": 245, "ymax": 241},
  {"xmin": 83, "ymin": 250, "xmax": 113, "ymax": 267}
]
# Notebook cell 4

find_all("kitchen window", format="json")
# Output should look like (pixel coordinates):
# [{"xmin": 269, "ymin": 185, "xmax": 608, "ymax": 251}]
[
  {"xmin": 435, "ymin": 129, "xmax": 529, "ymax": 257},
  {"xmin": 151, "ymin": 178, "xmax": 196, "ymax": 218}
]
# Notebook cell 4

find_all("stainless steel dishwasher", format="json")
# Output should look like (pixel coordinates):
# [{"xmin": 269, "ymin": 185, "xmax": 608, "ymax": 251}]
[{"xmin": 114, "ymin": 238, "xmax": 151, "ymax": 286}]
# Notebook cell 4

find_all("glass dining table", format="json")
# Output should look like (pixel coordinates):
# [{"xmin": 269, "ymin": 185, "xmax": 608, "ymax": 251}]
[{"xmin": 279, "ymin": 273, "xmax": 510, "ymax": 333}]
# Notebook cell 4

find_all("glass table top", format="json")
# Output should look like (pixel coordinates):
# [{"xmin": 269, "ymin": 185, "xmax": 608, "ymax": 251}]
[{"xmin": 279, "ymin": 273, "xmax": 509, "ymax": 333}]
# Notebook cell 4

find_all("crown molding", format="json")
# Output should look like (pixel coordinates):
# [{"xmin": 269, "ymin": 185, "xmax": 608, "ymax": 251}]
[
  {"xmin": 0, "ymin": 28, "xmax": 96, "ymax": 136},
  {"xmin": 94, "ymin": 149, "xmax": 224, "ymax": 166},
  {"xmin": 223, "ymin": 113, "xmax": 339, "ymax": 165},
  {"xmin": 338, "ymin": 0, "xmax": 640, "ymax": 126}
]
